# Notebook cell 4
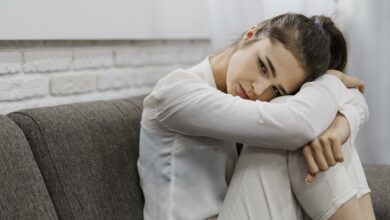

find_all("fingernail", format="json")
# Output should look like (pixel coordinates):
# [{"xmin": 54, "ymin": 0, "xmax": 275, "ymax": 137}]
[{"xmin": 305, "ymin": 173, "xmax": 315, "ymax": 184}]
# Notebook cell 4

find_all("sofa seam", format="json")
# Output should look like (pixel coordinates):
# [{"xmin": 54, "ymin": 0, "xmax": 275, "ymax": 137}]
[
  {"xmin": 111, "ymin": 102, "xmax": 140, "ymax": 165},
  {"xmin": 8, "ymin": 111, "xmax": 74, "ymax": 220},
  {"xmin": 111, "ymin": 101, "xmax": 145, "ymax": 205},
  {"xmin": 1, "ymin": 115, "xmax": 61, "ymax": 219}
]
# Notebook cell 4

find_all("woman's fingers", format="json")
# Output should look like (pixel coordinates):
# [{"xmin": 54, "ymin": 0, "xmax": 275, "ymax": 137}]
[
  {"xmin": 341, "ymin": 74, "xmax": 365, "ymax": 94},
  {"xmin": 326, "ymin": 69, "xmax": 365, "ymax": 94},
  {"xmin": 303, "ymin": 146, "xmax": 319, "ymax": 175},
  {"xmin": 319, "ymin": 137, "xmax": 337, "ymax": 166},
  {"xmin": 303, "ymin": 145, "xmax": 319, "ymax": 185},
  {"xmin": 330, "ymin": 137, "xmax": 344, "ymax": 162},
  {"xmin": 305, "ymin": 173, "xmax": 316, "ymax": 184},
  {"xmin": 311, "ymin": 140, "xmax": 329, "ymax": 171},
  {"xmin": 302, "ymin": 137, "xmax": 345, "ymax": 184},
  {"xmin": 345, "ymin": 75, "xmax": 364, "ymax": 93},
  {"xmin": 357, "ymin": 81, "xmax": 365, "ymax": 94},
  {"xmin": 302, "ymin": 136, "xmax": 346, "ymax": 185}
]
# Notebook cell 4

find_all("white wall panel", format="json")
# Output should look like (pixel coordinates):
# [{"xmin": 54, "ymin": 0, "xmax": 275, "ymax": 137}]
[{"xmin": 0, "ymin": 0, "xmax": 209, "ymax": 40}]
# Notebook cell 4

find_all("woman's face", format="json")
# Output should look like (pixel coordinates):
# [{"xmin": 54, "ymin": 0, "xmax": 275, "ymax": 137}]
[{"xmin": 226, "ymin": 38, "xmax": 308, "ymax": 101}]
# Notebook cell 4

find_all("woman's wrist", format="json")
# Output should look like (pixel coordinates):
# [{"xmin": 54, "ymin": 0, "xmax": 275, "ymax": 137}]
[{"xmin": 330, "ymin": 112, "xmax": 351, "ymax": 144}]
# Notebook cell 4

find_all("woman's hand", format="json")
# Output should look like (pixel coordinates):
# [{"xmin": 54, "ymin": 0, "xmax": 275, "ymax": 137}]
[
  {"xmin": 326, "ymin": 69, "xmax": 365, "ymax": 94},
  {"xmin": 303, "ymin": 112, "xmax": 351, "ymax": 184}
]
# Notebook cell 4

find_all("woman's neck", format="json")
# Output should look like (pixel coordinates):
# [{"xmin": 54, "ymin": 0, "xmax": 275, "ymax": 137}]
[{"xmin": 209, "ymin": 46, "xmax": 236, "ymax": 93}]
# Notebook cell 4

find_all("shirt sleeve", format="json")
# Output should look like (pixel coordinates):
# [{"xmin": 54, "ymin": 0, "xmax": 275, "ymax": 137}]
[
  {"xmin": 148, "ymin": 71, "xmax": 350, "ymax": 150},
  {"xmin": 338, "ymin": 88, "xmax": 370, "ymax": 143}
]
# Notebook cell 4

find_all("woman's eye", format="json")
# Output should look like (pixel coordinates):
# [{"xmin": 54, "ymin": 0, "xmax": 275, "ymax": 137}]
[
  {"xmin": 257, "ymin": 59, "xmax": 267, "ymax": 75},
  {"xmin": 273, "ymin": 86, "xmax": 281, "ymax": 96},
  {"xmin": 261, "ymin": 63, "xmax": 267, "ymax": 73}
]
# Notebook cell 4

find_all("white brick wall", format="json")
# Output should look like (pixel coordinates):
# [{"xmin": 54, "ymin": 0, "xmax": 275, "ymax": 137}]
[
  {"xmin": 0, "ymin": 76, "xmax": 48, "ymax": 101},
  {"xmin": 0, "ymin": 40, "xmax": 211, "ymax": 114},
  {"xmin": 50, "ymin": 73, "xmax": 96, "ymax": 95},
  {"xmin": 24, "ymin": 50, "xmax": 73, "ymax": 73},
  {"xmin": 0, "ymin": 51, "xmax": 21, "ymax": 74}
]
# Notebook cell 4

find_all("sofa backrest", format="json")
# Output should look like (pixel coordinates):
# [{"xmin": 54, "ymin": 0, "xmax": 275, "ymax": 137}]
[
  {"xmin": 0, "ymin": 114, "xmax": 58, "ymax": 219},
  {"xmin": 2, "ymin": 95, "xmax": 390, "ymax": 219},
  {"xmin": 7, "ymin": 96, "xmax": 145, "ymax": 220}
]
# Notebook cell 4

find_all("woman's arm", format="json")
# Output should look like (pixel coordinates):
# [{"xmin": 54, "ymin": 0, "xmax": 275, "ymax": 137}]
[
  {"xmin": 338, "ymin": 88, "xmax": 369, "ymax": 143},
  {"xmin": 303, "ymin": 88, "xmax": 369, "ymax": 183},
  {"xmin": 147, "ymin": 69, "xmax": 350, "ymax": 150},
  {"xmin": 303, "ymin": 112, "xmax": 350, "ymax": 180}
]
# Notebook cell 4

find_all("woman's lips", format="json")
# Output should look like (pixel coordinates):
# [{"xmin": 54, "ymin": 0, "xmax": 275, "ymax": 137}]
[{"xmin": 238, "ymin": 84, "xmax": 249, "ymax": 99}]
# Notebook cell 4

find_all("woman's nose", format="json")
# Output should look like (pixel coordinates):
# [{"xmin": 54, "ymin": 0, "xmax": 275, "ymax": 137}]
[{"xmin": 252, "ymin": 80, "xmax": 272, "ymax": 97}]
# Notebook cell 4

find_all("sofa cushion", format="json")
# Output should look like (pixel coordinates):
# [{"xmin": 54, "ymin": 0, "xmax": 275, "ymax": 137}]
[
  {"xmin": 0, "ymin": 115, "xmax": 58, "ymax": 220},
  {"xmin": 363, "ymin": 164, "xmax": 390, "ymax": 220},
  {"xmin": 7, "ymin": 96, "xmax": 146, "ymax": 220}
]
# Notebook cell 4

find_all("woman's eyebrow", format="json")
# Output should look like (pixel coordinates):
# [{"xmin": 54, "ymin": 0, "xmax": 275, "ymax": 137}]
[{"xmin": 265, "ymin": 56, "xmax": 276, "ymax": 78}]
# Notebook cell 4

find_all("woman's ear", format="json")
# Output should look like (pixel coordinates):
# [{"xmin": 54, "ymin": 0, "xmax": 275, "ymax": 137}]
[{"xmin": 243, "ymin": 25, "xmax": 257, "ymax": 42}]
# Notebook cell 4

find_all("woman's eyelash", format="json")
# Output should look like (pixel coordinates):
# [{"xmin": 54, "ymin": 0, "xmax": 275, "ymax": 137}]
[
  {"xmin": 258, "ymin": 58, "xmax": 281, "ymax": 97},
  {"xmin": 257, "ymin": 58, "xmax": 267, "ymax": 74},
  {"xmin": 273, "ymin": 86, "xmax": 281, "ymax": 96}
]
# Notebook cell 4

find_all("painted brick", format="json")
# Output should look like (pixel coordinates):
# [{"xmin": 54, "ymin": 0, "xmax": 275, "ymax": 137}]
[
  {"xmin": 165, "ymin": 40, "xmax": 210, "ymax": 65},
  {"xmin": 115, "ymin": 47, "xmax": 148, "ymax": 67},
  {"xmin": 0, "ymin": 40, "xmax": 211, "ymax": 113},
  {"xmin": 24, "ymin": 50, "xmax": 72, "ymax": 73},
  {"xmin": 135, "ymin": 66, "xmax": 177, "ymax": 86},
  {"xmin": 50, "ymin": 73, "xmax": 96, "ymax": 95},
  {"xmin": 97, "ymin": 69, "xmax": 137, "ymax": 91},
  {"xmin": 148, "ymin": 47, "xmax": 179, "ymax": 65},
  {"xmin": 0, "ymin": 51, "xmax": 22, "ymax": 74},
  {"xmin": 73, "ymin": 48, "xmax": 113, "ymax": 70},
  {"xmin": 0, "ymin": 76, "xmax": 48, "ymax": 101},
  {"xmin": 178, "ymin": 47, "xmax": 207, "ymax": 64}
]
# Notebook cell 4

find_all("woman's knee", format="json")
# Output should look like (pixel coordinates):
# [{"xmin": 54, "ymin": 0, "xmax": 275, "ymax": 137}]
[{"xmin": 238, "ymin": 146, "xmax": 288, "ymax": 169}]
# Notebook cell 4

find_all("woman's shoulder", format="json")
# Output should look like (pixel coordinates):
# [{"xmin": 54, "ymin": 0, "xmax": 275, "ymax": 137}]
[
  {"xmin": 143, "ymin": 66, "xmax": 214, "ymax": 109},
  {"xmin": 154, "ymin": 58, "xmax": 214, "ymax": 90},
  {"xmin": 152, "ymin": 68, "xmax": 208, "ymax": 94},
  {"xmin": 153, "ymin": 57, "xmax": 213, "ymax": 91}
]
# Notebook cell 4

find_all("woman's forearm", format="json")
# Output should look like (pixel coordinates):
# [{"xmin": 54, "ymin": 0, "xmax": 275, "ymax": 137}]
[
  {"xmin": 338, "ymin": 88, "xmax": 369, "ymax": 143},
  {"xmin": 330, "ymin": 112, "xmax": 351, "ymax": 145}
]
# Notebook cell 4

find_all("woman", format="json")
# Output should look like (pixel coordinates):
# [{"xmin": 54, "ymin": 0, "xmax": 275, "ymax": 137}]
[{"xmin": 137, "ymin": 13, "xmax": 375, "ymax": 220}]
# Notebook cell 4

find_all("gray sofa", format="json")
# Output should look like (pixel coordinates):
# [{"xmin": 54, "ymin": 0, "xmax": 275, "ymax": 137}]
[{"xmin": 0, "ymin": 95, "xmax": 388, "ymax": 219}]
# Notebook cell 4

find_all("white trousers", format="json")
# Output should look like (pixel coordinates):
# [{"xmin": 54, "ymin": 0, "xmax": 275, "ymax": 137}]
[{"xmin": 213, "ymin": 139, "xmax": 370, "ymax": 220}]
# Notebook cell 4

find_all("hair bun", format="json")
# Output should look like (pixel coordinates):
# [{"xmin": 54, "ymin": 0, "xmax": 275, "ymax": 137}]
[
  {"xmin": 311, "ymin": 15, "xmax": 334, "ymax": 27},
  {"xmin": 310, "ymin": 15, "xmax": 347, "ymax": 71}
]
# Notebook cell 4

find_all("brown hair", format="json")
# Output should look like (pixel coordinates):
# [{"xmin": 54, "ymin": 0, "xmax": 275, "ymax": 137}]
[{"xmin": 232, "ymin": 13, "xmax": 347, "ymax": 82}]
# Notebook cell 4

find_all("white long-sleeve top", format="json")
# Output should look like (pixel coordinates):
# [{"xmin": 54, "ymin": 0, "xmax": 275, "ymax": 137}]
[{"xmin": 137, "ymin": 57, "xmax": 369, "ymax": 220}]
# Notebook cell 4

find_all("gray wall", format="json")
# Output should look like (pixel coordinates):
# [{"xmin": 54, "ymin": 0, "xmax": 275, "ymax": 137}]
[{"xmin": 338, "ymin": 0, "xmax": 390, "ymax": 165}]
